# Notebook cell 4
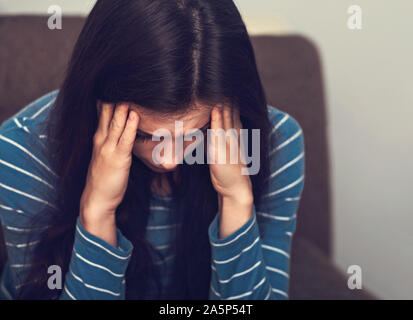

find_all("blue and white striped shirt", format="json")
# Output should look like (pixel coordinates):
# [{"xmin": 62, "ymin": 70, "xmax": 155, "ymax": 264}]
[{"xmin": 0, "ymin": 90, "xmax": 305, "ymax": 300}]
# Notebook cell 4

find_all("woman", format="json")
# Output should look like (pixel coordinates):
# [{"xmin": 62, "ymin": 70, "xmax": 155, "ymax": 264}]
[{"xmin": 0, "ymin": 0, "xmax": 305, "ymax": 300}]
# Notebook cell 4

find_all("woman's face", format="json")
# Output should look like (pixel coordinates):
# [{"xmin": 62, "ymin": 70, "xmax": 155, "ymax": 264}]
[{"xmin": 129, "ymin": 103, "xmax": 211, "ymax": 173}]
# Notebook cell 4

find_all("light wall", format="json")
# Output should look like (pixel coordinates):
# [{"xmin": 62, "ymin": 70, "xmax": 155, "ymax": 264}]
[
  {"xmin": 0, "ymin": 0, "xmax": 96, "ymax": 15},
  {"xmin": 236, "ymin": 0, "xmax": 413, "ymax": 300},
  {"xmin": 1, "ymin": 0, "xmax": 412, "ymax": 299}
]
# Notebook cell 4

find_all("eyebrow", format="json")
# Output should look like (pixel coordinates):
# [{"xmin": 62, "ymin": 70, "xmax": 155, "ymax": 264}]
[{"xmin": 137, "ymin": 120, "xmax": 211, "ymax": 139}]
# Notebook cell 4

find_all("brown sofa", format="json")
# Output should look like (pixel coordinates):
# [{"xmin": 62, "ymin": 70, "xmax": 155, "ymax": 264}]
[{"xmin": 0, "ymin": 15, "xmax": 376, "ymax": 299}]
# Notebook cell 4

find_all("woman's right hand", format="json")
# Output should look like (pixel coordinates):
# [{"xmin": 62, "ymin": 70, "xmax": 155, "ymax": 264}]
[{"xmin": 79, "ymin": 101, "xmax": 139, "ymax": 246}]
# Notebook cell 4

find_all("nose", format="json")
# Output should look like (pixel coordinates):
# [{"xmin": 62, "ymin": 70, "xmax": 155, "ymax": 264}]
[
  {"xmin": 157, "ymin": 140, "xmax": 184, "ymax": 170},
  {"xmin": 160, "ymin": 162, "xmax": 179, "ymax": 171}
]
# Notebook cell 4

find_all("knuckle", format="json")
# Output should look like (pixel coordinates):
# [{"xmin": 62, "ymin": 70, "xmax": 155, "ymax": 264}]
[
  {"xmin": 99, "ymin": 143, "xmax": 113, "ymax": 157},
  {"xmin": 93, "ymin": 132, "xmax": 104, "ymax": 146},
  {"xmin": 110, "ymin": 118, "xmax": 121, "ymax": 131},
  {"xmin": 117, "ymin": 139, "xmax": 132, "ymax": 152}
]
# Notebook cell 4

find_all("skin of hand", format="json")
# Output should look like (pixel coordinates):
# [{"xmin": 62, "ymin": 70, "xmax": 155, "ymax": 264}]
[
  {"xmin": 79, "ymin": 101, "xmax": 140, "ymax": 247},
  {"xmin": 208, "ymin": 105, "xmax": 254, "ymax": 239}
]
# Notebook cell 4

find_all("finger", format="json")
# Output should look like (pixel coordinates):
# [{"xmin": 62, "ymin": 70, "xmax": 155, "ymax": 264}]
[
  {"xmin": 118, "ymin": 110, "xmax": 140, "ymax": 153},
  {"xmin": 97, "ymin": 101, "xmax": 115, "ymax": 137},
  {"xmin": 232, "ymin": 105, "xmax": 243, "ymax": 144},
  {"xmin": 106, "ymin": 103, "xmax": 130, "ymax": 146},
  {"xmin": 223, "ymin": 105, "xmax": 240, "ymax": 163},
  {"xmin": 214, "ymin": 106, "xmax": 229, "ymax": 164},
  {"xmin": 233, "ymin": 105, "xmax": 242, "ymax": 130},
  {"xmin": 210, "ymin": 106, "xmax": 223, "ymax": 130},
  {"xmin": 209, "ymin": 107, "xmax": 221, "ymax": 164},
  {"xmin": 222, "ymin": 104, "xmax": 233, "ymax": 131},
  {"xmin": 233, "ymin": 106, "xmax": 247, "ymax": 165}
]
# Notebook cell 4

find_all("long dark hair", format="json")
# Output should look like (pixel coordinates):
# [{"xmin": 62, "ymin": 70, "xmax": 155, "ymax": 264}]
[{"xmin": 17, "ymin": 0, "xmax": 271, "ymax": 299}]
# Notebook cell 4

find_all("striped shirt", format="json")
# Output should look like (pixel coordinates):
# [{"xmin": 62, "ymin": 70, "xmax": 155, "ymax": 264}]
[{"xmin": 0, "ymin": 90, "xmax": 305, "ymax": 300}]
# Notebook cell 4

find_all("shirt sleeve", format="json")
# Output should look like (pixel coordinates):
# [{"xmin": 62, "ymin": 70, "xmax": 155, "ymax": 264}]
[
  {"xmin": 0, "ymin": 118, "xmax": 134, "ymax": 300},
  {"xmin": 208, "ymin": 112, "xmax": 305, "ymax": 300},
  {"xmin": 59, "ymin": 217, "xmax": 133, "ymax": 300}
]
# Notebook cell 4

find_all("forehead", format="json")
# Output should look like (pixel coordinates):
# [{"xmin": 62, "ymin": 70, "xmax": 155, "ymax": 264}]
[{"xmin": 130, "ymin": 103, "xmax": 212, "ymax": 133}]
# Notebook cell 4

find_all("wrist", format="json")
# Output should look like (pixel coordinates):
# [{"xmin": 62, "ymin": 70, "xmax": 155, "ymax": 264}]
[
  {"xmin": 80, "ymin": 198, "xmax": 116, "ymax": 221},
  {"xmin": 79, "ymin": 210, "xmax": 116, "ymax": 230},
  {"xmin": 79, "ymin": 205, "xmax": 116, "ymax": 228},
  {"xmin": 221, "ymin": 189, "xmax": 253, "ymax": 207},
  {"xmin": 79, "ymin": 205, "xmax": 117, "ymax": 247},
  {"xmin": 219, "ymin": 193, "xmax": 254, "ymax": 239}
]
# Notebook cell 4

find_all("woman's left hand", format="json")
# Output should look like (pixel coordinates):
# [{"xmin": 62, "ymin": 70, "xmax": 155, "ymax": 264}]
[{"xmin": 208, "ymin": 104, "xmax": 254, "ymax": 238}]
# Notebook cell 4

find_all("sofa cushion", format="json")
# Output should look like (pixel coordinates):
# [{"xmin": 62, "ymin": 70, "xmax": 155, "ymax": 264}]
[{"xmin": 290, "ymin": 236, "xmax": 376, "ymax": 299}]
